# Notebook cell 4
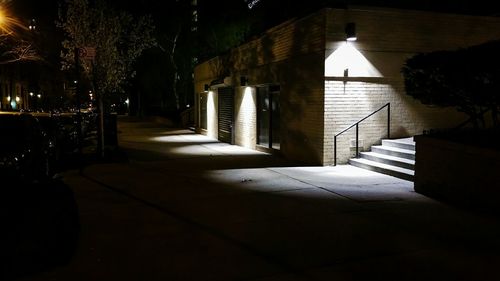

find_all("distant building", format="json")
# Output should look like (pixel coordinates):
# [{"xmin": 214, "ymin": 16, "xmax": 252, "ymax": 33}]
[
  {"xmin": 194, "ymin": 7, "xmax": 500, "ymax": 165},
  {"xmin": 0, "ymin": 64, "xmax": 30, "ymax": 111}
]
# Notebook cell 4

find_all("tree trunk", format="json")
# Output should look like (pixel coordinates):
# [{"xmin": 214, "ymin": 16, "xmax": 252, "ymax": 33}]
[
  {"xmin": 170, "ymin": 30, "xmax": 180, "ymax": 111},
  {"xmin": 492, "ymin": 106, "xmax": 499, "ymax": 128}
]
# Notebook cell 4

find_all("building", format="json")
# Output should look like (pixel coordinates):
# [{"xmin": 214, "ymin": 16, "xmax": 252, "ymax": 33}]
[
  {"xmin": 194, "ymin": 7, "xmax": 500, "ymax": 165},
  {"xmin": 0, "ymin": 64, "xmax": 31, "ymax": 111}
]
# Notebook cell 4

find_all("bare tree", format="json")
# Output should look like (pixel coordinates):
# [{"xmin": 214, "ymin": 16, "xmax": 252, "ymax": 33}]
[{"xmin": 0, "ymin": 1, "xmax": 41, "ymax": 64}]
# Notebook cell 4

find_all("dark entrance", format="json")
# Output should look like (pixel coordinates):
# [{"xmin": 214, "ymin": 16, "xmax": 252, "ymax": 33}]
[
  {"xmin": 257, "ymin": 85, "xmax": 280, "ymax": 150},
  {"xmin": 199, "ymin": 92, "xmax": 207, "ymax": 130},
  {"xmin": 217, "ymin": 87, "xmax": 234, "ymax": 144}
]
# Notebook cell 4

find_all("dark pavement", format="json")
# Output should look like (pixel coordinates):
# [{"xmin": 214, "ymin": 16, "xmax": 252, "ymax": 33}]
[{"xmin": 11, "ymin": 116, "xmax": 500, "ymax": 281}]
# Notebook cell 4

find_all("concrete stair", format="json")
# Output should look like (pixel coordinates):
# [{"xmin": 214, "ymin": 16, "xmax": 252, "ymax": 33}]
[{"xmin": 349, "ymin": 137, "xmax": 415, "ymax": 181}]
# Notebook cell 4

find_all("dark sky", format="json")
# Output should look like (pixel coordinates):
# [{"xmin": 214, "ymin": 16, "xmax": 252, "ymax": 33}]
[{"xmin": 11, "ymin": 0, "xmax": 500, "ymax": 21}]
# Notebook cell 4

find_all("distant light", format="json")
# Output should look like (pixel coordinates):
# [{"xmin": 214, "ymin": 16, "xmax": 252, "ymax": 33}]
[
  {"xmin": 346, "ymin": 36, "xmax": 357, "ymax": 42},
  {"xmin": 15, "ymin": 96, "xmax": 20, "ymax": 102},
  {"xmin": 186, "ymin": 104, "xmax": 190, "ymax": 108},
  {"xmin": 125, "ymin": 98, "xmax": 129, "ymax": 105},
  {"xmin": 6, "ymin": 96, "xmax": 10, "ymax": 101},
  {"xmin": 246, "ymin": 0, "xmax": 261, "ymax": 9},
  {"xmin": 28, "ymin": 19, "xmax": 36, "ymax": 30},
  {"xmin": 29, "ymin": 92, "xmax": 34, "ymax": 96},
  {"xmin": 37, "ymin": 94, "xmax": 42, "ymax": 98},
  {"xmin": 73, "ymin": 80, "xmax": 78, "ymax": 84}
]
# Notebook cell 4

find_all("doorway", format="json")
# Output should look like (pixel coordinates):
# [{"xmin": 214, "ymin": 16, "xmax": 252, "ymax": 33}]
[{"xmin": 257, "ymin": 85, "xmax": 280, "ymax": 150}]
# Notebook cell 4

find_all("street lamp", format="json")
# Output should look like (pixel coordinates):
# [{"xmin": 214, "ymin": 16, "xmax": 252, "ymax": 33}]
[
  {"xmin": 0, "ymin": 7, "xmax": 6, "ymax": 28},
  {"xmin": 0, "ymin": 5, "xmax": 23, "ymax": 34}
]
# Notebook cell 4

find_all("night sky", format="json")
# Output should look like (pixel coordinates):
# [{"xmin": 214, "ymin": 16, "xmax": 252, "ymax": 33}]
[{"xmin": 10, "ymin": 0, "xmax": 500, "ymax": 28}]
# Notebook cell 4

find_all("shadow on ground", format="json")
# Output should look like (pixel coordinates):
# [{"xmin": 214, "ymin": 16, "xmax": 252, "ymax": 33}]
[{"xmin": 1, "ymin": 180, "xmax": 80, "ymax": 281}]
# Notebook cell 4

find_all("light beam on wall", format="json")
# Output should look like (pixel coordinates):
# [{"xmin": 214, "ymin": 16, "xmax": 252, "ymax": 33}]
[
  {"xmin": 236, "ymin": 87, "xmax": 256, "ymax": 148},
  {"xmin": 207, "ymin": 90, "xmax": 217, "ymax": 139},
  {"xmin": 325, "ymin": 42, "xmax": 382, "ymax": 77}
]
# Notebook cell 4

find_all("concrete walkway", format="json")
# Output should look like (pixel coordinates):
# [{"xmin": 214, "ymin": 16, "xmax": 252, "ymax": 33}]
[{"xmin": 20, "ymin": 117, "xmax": 500, "ymax": 281}]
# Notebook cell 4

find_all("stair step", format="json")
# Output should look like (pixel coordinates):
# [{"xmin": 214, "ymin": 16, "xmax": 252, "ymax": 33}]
[
  {"xmin": 359, "ymin": 151, "xmax": 415, "ymax": 170},
  {"xmin": 371, "ymin": 145, "xmax": 415, "ymax": 160},
  {"xmin": 382, "ymin": 138, "xmax": 415, "ymax": 151},
  {"xmin": 349, "ymin": 158, "xmax": 414, "ymax": 181}
]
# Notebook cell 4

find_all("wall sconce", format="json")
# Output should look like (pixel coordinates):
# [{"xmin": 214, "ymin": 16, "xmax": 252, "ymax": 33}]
[
  {"xmin": 204, "ymin": 84, "xmax": 209, "ymax": 92},
  {"xmin": 345, "ymin": 22, "xmax": 357, "ymax": 41},
  {"xmin": 240, "ymin": 76, "xmax": 249, "ymax": 86}
]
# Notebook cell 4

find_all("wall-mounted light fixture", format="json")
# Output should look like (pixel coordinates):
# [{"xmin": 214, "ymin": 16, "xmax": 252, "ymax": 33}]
[
  {"xmin": 240, "ymin": 76, "xmax": 249, "ymax": 87},
  {"xmin": 345, "ymin": 22, "xmax": 357, "ymax": 42}
]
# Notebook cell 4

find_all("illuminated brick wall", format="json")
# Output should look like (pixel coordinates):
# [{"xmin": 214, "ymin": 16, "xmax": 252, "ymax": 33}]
[
  {"xmin": 195, "ymin": 8, "xmax": 500, "ymax": 165},
  {"xmin": 234, "ymin": 87, "xmax": 257, "ymax": 149},
  {"xmin": 194, "ymin": 11, "xmax": 327, "ymax": 164},
  {"xmin": 323, "ymin": 8, "xmax": 500, "ymax": 164}
]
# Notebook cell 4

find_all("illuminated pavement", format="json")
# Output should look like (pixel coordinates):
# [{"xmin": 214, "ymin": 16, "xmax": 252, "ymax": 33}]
[{"xmin": 20, "ymin": 117, "xmax": 500, "ymax": 281}]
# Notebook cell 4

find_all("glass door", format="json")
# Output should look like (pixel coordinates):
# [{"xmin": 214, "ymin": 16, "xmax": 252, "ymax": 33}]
[{"xmin": 257, "ymin": 85, "xmax": 280, "ymax": 149}]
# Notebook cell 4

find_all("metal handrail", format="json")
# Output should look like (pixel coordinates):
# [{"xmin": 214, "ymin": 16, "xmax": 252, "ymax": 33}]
[{"xmin": 334, "ymin": 103, "xmax": 390, "ymax": 166}]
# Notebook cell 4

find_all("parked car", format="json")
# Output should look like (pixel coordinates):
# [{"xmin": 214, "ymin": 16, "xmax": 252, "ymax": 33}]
[
  {"xmin": 57, "ymin": 113, "xmax": 81, "ymax": 155},
  {"xmin": 0, "ymin": 113, "xmax": 55, "ymax": 183},
  {"xmin": 33, "ymin": 113, "xmax": 66, "ymax": 170}
]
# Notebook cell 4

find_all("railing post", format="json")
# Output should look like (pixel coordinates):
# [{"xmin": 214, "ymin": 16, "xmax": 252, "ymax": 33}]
[
  {"xmin": 334, "ymin": 135, "xmax": 337, "ymax": 166},
  {"xmin": 334, "ymin": 102, "xmax": 391, "ymax": 165},
  {"xmin": 387, "ymin": 103, "xmax": 391, "ymax": 139},
  {"xmin": 355, "ymin": 123, "xmax": 359, "ymax": 158}
]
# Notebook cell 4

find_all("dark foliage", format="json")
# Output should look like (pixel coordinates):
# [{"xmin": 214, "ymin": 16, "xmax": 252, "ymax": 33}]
[{"xmin": 402, "ymin": 40, "xmax": 500, "ymax": 128}]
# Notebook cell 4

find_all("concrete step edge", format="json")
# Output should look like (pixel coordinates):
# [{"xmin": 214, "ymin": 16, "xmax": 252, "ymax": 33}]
[
  {"xmin": 382, "ymin": 139, "xmax": 415, "ymax": 151},
  {"xmin": 349, "ymin": 158, "xmax": 414, "ymax": 181},
  {"xmin": 359, "ymin": 151, "xmax": 415, "ymax": 170},
  {"xmin": 371, "ymin": 145, "xmax": 415, "ymax": 160}
]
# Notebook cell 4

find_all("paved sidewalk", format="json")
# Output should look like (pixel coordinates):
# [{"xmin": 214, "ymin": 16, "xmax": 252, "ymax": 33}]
[{"xmin": 19, "ymin": 117, "xmax": 500, "ymax": 281}]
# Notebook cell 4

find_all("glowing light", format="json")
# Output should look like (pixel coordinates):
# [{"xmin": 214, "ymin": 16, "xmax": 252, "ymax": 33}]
[
  {"xmin": 6, "ymin": 96, "xmax": 10, "ymax": 101},
  {"xmin": 15, "ymin": 96, "xmax": 20, "ymax": 102},
  {"xmin": 0, "ymin": 8, "xmax": 5, "ymax": 26},
  {"xmin": 125, "ymin": 98, "xmax": 129, "ymax": 105},
  {"xmin": 246, "ymin": 0, "xmax": 261, "ymax": 9},
  {"xmin": 29, "ymin": 92, "xmax": 34, "ymax": 96},
  {"xmin": 150, "ymin": 133, "xmax": 217, "ymax": 144},
  {"xmin": 206, "ymin": 91, "xmax": 217, "ymax": 139},
  {"xmin": 37, "ymin": 94, "xmax": 41, "ymax": 98},
  {"xmin": 325, "ymin": 42, "xmax": 382, "ymax": 77},
  {"xmin": 0, "ymin": 5, "xmax": 28, "ymax": 34},
  {"xmin": 28, "ymin": 19, "xmax": 36, "ymax": 30},
  {"xmin": 235, "ymin": 87, "xmax": 256, "ymax": 148}
]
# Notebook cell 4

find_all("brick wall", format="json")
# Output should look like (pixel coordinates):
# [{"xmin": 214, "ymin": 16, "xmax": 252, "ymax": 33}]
[
  {"xmin": 234, "ymin": 86, "xmax": 257, "ymax": 149},
  {"xmin": 324, "ymin": 8, "xmax": 500, "ymax": 164},
  {"xmin": 324, "ymin": 78, "xmax": 464, "ymax": 164},
  {"xmin": 205, "ymin": 90, "xmax": 218, "ymax": 140},
  {"xmin": 194, "ymin": 10, "xmax": 328, "ymax": 165},
  {"xmin": 195, "ymin": 8, "xmax": 500, "ymax": 165}
]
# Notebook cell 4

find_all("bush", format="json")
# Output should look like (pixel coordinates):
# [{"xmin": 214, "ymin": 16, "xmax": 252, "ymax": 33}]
[{"xmin": 402, "ymin": 40, "xmax": 500, "ymax": 128}]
